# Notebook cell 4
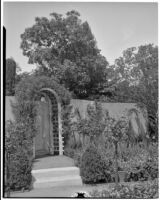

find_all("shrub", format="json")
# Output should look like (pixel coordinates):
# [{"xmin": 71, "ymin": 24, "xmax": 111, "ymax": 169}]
[
  {"xmin": 125, "ymin": 157, "xmax": 158, "ymax": 182},
  {"xmin": 80, "ymin": 144, "xmax": 112, "ymax": 184},
  {"xmin": 5, "ymin": 121, "xmax": 33, "ymax": 191},
  {"xmin": 76, "ymin": 102, "xmax": 109, "ymax": 146},
  {"xmin": 119, "ymin": 143, "xmax": 158, "ymax": 182},
  {"xmin": 90, "ymin": 179, "xmax": 158, "ymax": 198}
]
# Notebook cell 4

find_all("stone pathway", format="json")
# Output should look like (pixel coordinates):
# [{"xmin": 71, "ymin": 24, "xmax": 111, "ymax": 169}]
[
  {"xmin": 33, "ymin": 155, "xmax": 75, "ymax": 170},
  {"xmin": 10, "ymin": 183, "xmax": 113, "ymax": 197}
]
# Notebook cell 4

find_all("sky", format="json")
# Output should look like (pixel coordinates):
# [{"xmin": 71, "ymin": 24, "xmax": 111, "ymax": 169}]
[{"xmin": 3, "ymin": 2, "xmax": 158, "ymax": 72}]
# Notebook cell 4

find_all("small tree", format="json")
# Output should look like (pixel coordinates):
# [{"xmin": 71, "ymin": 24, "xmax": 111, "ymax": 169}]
[
  {"xmin": 75, "ymin": 102, "xmax": 109, "ymax": 147},
  {"xmin": 104, "ymin": 116, "xmax": 129, "ymax": 188}
]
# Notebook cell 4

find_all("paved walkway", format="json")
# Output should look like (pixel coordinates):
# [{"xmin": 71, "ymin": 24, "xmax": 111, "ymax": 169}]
[
  {"xmin": 33, "ymin": 155, "xmax": 75, "ymax": 170},
  {"xmin": 10, "ymin": 183, "xmax": 114, "ymax": 197}
]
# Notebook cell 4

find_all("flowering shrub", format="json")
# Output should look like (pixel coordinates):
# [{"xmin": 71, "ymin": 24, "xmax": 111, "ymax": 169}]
[{"xmin": 90, "ymin": 179, "xmax": 158, "ymax": 198}]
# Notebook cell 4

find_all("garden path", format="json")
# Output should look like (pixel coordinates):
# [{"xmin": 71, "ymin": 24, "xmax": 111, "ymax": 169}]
[
  {"xmin": 33, "ymin": 155, "xmax": 75, "ymax": 170},
  {"xmin": 10, "ymin": 183, "xmax": 115, "ymax": 197},
  {"xmin": 31, "ymin": 155, "xmax": 82, "ymax": 189}
]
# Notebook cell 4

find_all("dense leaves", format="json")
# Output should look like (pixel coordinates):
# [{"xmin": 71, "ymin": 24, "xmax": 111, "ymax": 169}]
[
  {"xmin": 20, "ymin": 10, "xmax": 108, "ymax": 98},
  {"xmin": 102, "ymin": 44, "xmax": 158, "ymax": 140},
  {"xmin": 12, "ymin": 75, "xmax": 71, "ymax": 139},
  {"xmin": 90, "ymin": 179, "xmax": 158, "ymax": 198},
  {"xmin": 80, "ymin": 144, "xmax": 112, "ymax": 184},
  {"xmin": 5, "ymin": 121, "xmax": 33, "ymax": 191}
]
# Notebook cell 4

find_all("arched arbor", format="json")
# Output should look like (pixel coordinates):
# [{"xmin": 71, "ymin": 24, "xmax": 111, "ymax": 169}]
[{"xmin": 13, "ymin": 76, "xmax": 71, "ymax": 158}]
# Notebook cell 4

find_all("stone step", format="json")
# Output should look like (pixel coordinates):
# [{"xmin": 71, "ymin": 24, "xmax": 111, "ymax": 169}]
[
  {"xmin": 32, "ymin": 167, "xmax": 82, "ymax": 188},
  {"xmin": 33, "ymin": 175, "xmax": 82, "ymax": 189},
  {"xmin": 32, "ymin": 167, "xmax": 80, "ymax": 179}
]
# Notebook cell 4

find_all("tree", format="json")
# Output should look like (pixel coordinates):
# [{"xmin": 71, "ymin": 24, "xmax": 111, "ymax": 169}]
[
  {"xmin": 105, "ymin": 44, "xmax": 158, "ymax": 140},
  {"xmin": 20, "ymin": 10, "xmax": 108, "ymax": 98},
  {"xmin": 5, "ymin": 58, "xmax": 16, "ymax": 95}
]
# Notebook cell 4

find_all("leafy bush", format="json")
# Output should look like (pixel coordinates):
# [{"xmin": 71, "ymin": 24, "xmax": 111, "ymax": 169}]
[
  {"xmin": 125, "ymin": 157, "xmax": 158, "ymax": 182},
  {"xmin": 5, "ymin": 121, "xmax": 33, "ymax": 191},
  {"xmin": 118, "ymin": 143, "xmax": 158, "ymax": 182},
  {"xmin": 76, "ymin": 102, "xmax": 109, "ymax": 146},
  {"xmin": 80, "ymin": 144, "xmax": 112, "ymax": 184},
  {"xmin": 61, "ymin": 105, "xmax": 74, "ymax": 146},
  {"xmin": 90, "ymin": 179, "xmax": 158, "ymax": 198}
]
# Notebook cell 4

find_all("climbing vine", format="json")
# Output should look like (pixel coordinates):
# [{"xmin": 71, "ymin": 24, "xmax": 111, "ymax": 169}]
[
  {"xmin": 5, "ymin": 75, "xmax": 71, "ymax": 192},
  {"xmin": 12, "ymin": 75, "xmax": 71, "ymax": 138}
]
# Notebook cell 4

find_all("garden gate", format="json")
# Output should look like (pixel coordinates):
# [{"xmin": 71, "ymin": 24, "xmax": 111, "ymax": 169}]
[{"xmin": 34, "ymin": 88, "xmax": 63, "ymax": 157}]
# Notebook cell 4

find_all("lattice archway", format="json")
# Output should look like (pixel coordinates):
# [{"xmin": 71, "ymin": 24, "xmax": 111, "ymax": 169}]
[{"xmin": 37, "ymin": 88, "xmax": 63, "ymax": 156}]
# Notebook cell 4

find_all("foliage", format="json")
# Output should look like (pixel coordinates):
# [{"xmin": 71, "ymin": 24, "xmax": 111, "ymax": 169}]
[
  {"xmin": 61, "ymin": 104, "xmax": 74, "ymax": 146},
  {"xmin": 103, "ymin": 115, "xmax": 129, "ymax": 187},
  {"xmin": 15, "ymin": 71, "xmax": 30, "ymax": 86},
  {"xmin": 118, "ymin": 143, "xmax": 158, "ymax": 182},
  {"xmin": 104, "ymin": 116, "xmax": 129, "ymax": 145},
  {"xmin": 8, "ymin": 75, "xmax": 71, "ymax": 191},
  {"xmin": 13, "ymin": 75, "xmax": 71, "ymax": 132},
  {"xmin": 80, "ymin": 144, "xmax": 112, "ymax": 184},
  {"xmin": 90, "ymin": 179, "xmax": 158, "ymax": 198},
  {"xmin": 5, "ymin": 58, "xmax": 16, "ymax": 95},
  {"xmin": 20, "ymin": 10, "xmax": 109, "ymax": 98},
  {"xmin": 5, "ymin": 121, "xmax": 33, "ymax": 191},
  {"xmin": 105, "ymin": 44, "xmax": 158, "ymax": 140},
  {"xmin": 14, "ymin": 75, "xmax": 71, "ymax": 105},
  {"xmin": 75, "ymin": 102, "xmax": 109, "ymax": 146}
]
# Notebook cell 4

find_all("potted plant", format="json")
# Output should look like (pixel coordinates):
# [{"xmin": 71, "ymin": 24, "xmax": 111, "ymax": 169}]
[
  {"xmin": 118, "ymin": 169, "xmax": 126, "ymax": 182},
  {"xmin": 105, "ymin": 116, "xmax": 129, "ymax": 188}
]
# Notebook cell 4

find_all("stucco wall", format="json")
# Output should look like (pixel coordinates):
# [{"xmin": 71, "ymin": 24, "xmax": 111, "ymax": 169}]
[
  {"xmin": 5, "ymin": 96, "xmax": 147, "ymax": 146},
  {"xmin": 71, "ymin": 99, "xmax": 140, "ymax": 118},
  {"xmin": 6, "ymin": 97, "xmax": 145, "ymax": 120}
]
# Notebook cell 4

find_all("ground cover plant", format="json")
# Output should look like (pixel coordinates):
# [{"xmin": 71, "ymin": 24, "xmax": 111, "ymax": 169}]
[
  {"xmin": 120, "ymin": 143, "xmax": 158, "ymax": 182},
  {"xmin": 90, "ymin": 179, "xmax": 158, "ymax": 198}
]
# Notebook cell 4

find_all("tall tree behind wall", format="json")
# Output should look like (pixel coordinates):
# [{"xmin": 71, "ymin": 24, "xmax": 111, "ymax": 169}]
[
  {"xmin": 104, "ymin": 44, "xmax": 158, "ymax": 140},
  {"xmin": 5, "ymin": 58, "xmax": 16, "ymax": 96},
  {"xmin": 20, "ymin": 10, "xmax": 108, "ymax": 98}
]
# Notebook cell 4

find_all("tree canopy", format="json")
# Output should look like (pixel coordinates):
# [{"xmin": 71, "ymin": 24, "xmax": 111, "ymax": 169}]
[
  {"xmin": 20, "ymin": 10, "xmax": 108, "ymax": 98},
  {"xmin": 102, "ymin": 44, "xmax": 158, "ymax": 140}
]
